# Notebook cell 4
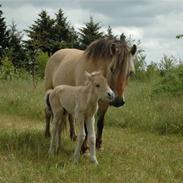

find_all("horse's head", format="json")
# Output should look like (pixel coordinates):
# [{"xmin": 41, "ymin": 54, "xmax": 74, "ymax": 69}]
[
  {"xmin": 107, "ymin": 42, "xmax": 137, "ymax": 107},
  {"xmin": 84, "ymin": 37, "xmax": 137, "ymax": 107}
]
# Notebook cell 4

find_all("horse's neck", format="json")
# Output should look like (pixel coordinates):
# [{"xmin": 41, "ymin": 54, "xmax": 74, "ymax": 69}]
[{"xmin": 82, "ymin": 57, "xmax": 110, "ymax": 77}]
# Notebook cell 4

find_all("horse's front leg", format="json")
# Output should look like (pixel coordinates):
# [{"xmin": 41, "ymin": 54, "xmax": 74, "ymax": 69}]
[
  {"xmin": 68, "ymin": 114, "xmax": 77, "ymax": 141},
  {"xmin": 81, "ymin": 124, "xmax": 88, "ymax": 154},
  {"xmin": 73, "ymin": 115, "xmax": 85, "ymax": 163},
  {"xmin": 96, "ymin": 101, "xmax": 109, "ymax": 149},
  {"xmin": 86, "ymin": 117, "xmax": 98, "ymax": 165}
]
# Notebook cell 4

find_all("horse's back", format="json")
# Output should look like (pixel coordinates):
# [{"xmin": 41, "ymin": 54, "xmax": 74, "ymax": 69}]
[{"xmin": 45, "ymin": 48, "xmax": 84, "ymax": 91}]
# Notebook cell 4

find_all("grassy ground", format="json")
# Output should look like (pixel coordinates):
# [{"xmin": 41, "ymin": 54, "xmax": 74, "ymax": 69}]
[{"xmin": 0, "ymin": 79, "xmax": 183, "ymax": 183}]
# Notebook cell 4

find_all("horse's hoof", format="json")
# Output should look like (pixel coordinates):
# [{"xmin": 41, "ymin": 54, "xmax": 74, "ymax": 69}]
[
  {"xmin": 81, "ymin": 145, "xmax": 89, "ymax": 154},
  {"xmin": 45, "ymin": 131, "xmax": 51, "ymax": 138},
  {"xmin": 96, "ymin": 141, "xmax": 102, "ymax": 150}
]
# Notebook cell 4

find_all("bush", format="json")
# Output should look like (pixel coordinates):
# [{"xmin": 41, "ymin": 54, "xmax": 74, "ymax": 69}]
[
  {"xmin": 154, "ymin": 64, "xmax": 183, "ymax": 94},
  {"xmin": 0, "ymin": 56, "xmax": 30, "ymax": 80},
  {"xmin": 36, "ymin": 51, "xmax": 49, "ymax": 79}
]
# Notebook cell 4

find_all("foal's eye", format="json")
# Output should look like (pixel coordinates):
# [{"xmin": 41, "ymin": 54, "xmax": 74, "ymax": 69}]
[
  {"xmin": 110, "ymin": 67, "xmax": 114, "ymax": 73},
  {"xmin": 95, "ymin": 84, "xmax": 100, "ymax": 88}
]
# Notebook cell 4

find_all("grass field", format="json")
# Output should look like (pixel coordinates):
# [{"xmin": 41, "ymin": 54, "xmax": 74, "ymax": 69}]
[{"xmin": 0, "ymin": 79, "xmax": 183, "ymax": 183}]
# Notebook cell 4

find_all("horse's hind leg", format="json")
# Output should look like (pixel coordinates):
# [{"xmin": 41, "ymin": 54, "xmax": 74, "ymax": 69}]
[
  {"xmin": 45, "ymin": 107, "xmax": 51, "ymax": 138},
  {"xmin": 96, "ymin": 103, "xmax": 108, "ymax": 149},
  {"xmin": 68, "ymin": 114, "xmax": 77, "ymax": 141}
]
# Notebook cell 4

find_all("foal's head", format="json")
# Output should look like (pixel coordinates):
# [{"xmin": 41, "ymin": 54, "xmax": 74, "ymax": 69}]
[{"xmin": 85, "ymin": 71, "xmax": 115, "ymax": 102}]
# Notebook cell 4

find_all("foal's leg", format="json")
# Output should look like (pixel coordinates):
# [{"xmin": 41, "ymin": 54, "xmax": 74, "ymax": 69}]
[
  {"xmin": 96, "ymin": 102, "xmax": 109, "ymax": 149},
  {"xmin": 45, "ymin": 107, "xmax": 51, "ymax": 138},
  {"xmin": 49, "ymin": 112, "xmax": 61, "ymax": 155},
  {"xmin": 86, "ymin": 117, "xmax": 98, "ymax": 164},
  {"xmin": 68, "ymin": 114, "xmax": 77, "ymax": 141},
  {"xmin": 55, "ymin": 111, "xmax": 67, "ymax": 153},
  {"xmin": 73, "ymin": 115, "xmax": 85, "ymax": 163},
  {"xmin": 55, "ymin": 118, "xmax": 62, "ymax": 154}
]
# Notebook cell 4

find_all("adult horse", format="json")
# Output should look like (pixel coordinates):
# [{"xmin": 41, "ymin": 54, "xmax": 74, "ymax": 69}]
[{"xmin": 44, "ymin": 37, "xmax": 137, "ymax": 151}]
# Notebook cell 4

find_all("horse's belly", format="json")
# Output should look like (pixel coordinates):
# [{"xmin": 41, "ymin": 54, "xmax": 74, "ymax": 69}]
[{"xmin": 53, "ymin": 59, "xmax": 78, "ymax": 87}]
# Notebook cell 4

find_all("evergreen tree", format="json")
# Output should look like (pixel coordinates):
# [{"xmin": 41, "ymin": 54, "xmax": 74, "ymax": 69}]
[
  {"xmin": 106, "ymin": 25, "xmax": 114, "ymax": 38},
  {"xmin": 25, "ymin": 10, "xmax": 55, "ymax": 55},
  {"xmin": 79, "ymin": 17, "xmax": 103, "ymax": 49},
  {"xmin": 67, "ymin": 26, "xmax": 79, "ymax": 48},
  {"xmin": 176, "ymin": 34, "xmax": 183, "ymax": 39},
  {"xmin": 8, "ymin": 21, "xmax": 27, "ymax": 68},
  {"xmin": 52, "ymin": 9, "xmax": 79, "ymax": 51},
  {"xmin": 0, "ymin": 4, "xmax": 9, "ymax": 59},
  {"xmin": 54, "ymin": 9, "xmax": 70, "ymax": 42}
]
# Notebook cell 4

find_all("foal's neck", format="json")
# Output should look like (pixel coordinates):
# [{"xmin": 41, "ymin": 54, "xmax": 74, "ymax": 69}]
[{"xmin": 84, "ymin": 84, "xmax": 98, "ymax": 106}]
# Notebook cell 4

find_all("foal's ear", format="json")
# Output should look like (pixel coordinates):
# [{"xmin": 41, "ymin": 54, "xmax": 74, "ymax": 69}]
[
  {"xmin": 131, "ymin": 44, "xmax": 137, "ymax": 56},
  {"xmin": 85, "ymin": 71, "xmax": 92, "ymax": 81},
  {"xmin": 110, "ymin": 43, "xmax": 119, "ymax": 56}
]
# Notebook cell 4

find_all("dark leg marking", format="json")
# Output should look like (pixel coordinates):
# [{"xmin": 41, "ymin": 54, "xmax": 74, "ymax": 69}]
[
  {"xmin": 81, "ymin": 123, "xmax": 89, "ymax": 154},
  {"xmin": 68, "ymin": 114, "xmax": 77, "ymax": 141}
]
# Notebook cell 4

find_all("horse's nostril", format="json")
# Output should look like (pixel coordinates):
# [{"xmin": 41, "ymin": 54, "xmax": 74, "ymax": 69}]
[{"xmin": 107, "ymin": 92, "xmax": 111, "ymax": 97}]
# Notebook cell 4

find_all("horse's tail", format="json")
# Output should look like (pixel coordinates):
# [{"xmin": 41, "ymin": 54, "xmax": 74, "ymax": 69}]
[{"xmin": 45, "ymin": 89, "xmax": 53, "ymax": 116}]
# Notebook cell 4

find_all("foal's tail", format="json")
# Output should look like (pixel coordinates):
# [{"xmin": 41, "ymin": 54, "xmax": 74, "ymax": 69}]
[{"xmin": 45, "ymin": 89, "xmax": 53, "ymax": 115}]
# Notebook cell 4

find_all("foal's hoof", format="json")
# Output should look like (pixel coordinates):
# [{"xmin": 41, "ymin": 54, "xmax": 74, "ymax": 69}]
[
  {"xmin": 48, "ymin": 149, "xmax": 55, "ymax": 157},
  {"xmin": 70, "ymin": 134, "xmax": 77, "ymax": 142},
  {"xmin": 91, "ymin": 159, "xmax": 99, "ymax": 165}
]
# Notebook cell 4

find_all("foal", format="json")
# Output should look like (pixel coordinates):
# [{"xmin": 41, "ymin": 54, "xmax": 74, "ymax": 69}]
[{"xmin": 45, "ymin": 71, "xmax": 115, "ymax": 164}]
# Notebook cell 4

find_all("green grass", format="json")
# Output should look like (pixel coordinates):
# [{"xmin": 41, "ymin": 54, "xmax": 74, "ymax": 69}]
[{"xmin": 0, "ymin": 79, "xmax": 183, "ymax": 183}]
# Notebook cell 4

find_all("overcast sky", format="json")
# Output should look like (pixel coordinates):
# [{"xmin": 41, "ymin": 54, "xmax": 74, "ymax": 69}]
[{"xmin": 1, "ymin": 0, "xmax": 183, "ymax": 63}]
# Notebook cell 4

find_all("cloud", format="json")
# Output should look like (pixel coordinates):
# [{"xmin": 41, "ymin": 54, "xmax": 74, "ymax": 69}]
[{"xmin": 1, "ymin": 0, "xmax": 183, "ymax": 63}]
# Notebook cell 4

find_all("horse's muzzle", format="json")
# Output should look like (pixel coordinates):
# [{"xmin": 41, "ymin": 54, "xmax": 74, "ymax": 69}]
[{"xmin": 110, "ymin": 96, "xmax": 125, "ymax": 107}]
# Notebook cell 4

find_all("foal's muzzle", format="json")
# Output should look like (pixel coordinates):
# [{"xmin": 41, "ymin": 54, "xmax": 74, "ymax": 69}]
[{"xmin": 110, "ymin": 96, "xmax": 125, "ymax": 107}]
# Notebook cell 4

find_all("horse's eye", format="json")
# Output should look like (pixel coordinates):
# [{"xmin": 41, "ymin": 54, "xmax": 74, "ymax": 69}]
[
  {"xmin": 128, "ymin": 71, "xmax": 134, "ymax": 77},
  {"xmin": 95, "ymin": 84, "xmax": 100, "ymax": 88}
]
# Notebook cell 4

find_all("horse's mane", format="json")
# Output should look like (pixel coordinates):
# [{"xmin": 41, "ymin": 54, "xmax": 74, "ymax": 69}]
[{"xmin": 84, "ymin": 37, "xmax": 128, "ymax": 60}]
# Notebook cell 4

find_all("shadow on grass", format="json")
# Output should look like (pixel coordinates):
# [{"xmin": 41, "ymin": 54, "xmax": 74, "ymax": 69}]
[{"xmin": 0, "ymin": 129, "xmax": 74, "ymax": 165}]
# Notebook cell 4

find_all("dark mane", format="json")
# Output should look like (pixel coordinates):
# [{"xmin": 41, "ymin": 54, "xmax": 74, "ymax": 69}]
[{"xmin": 84, "ymin": 37, "xmax": 123, "ymax": 59}]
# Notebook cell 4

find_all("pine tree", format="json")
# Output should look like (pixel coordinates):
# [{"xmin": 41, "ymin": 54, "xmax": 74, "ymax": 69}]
[
  {"xmin": 25, "ymin": 10, "xmax": 55, "ymax": 55},
  {"xmin": 54, "ymin": 9, "xmax": 70, "ymax": 42},
  {"xmin": 106, "ymin": 26, "xmax": 114, "ymax": 38},
  {"xmin": 8, "ymin": 21, "xmax": 27, "ymax": 68},
  {"xmin": 0, "ymin": 4, "xmax": 9, "ymax": 58},
  {"xmin": 52, "ymin": 9, "xmax": 79, "ymax": 52},
  {"xmin": 79, "ymin": 17, "xmax": 103, "ymax": 49}
]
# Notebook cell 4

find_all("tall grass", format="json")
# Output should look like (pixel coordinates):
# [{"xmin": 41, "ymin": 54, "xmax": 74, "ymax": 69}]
[{"xmin": 0, "ymin": 79, "xmax": 183, "ymax": 183}]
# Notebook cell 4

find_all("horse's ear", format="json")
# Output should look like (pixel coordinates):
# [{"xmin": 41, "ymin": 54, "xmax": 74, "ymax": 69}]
[
  {"xmin": 131, "ymin": 44, "xmax": 137, "ymax": 56},
  {"xmin": 110, "ymin": 43, "xmax": 119, "ymax": 55}
]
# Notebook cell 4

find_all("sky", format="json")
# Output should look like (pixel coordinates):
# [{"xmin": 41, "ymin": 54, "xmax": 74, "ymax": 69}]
[{"xmin": 1, "ymin": 0, "xmax": 183, "ymax": 63}]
